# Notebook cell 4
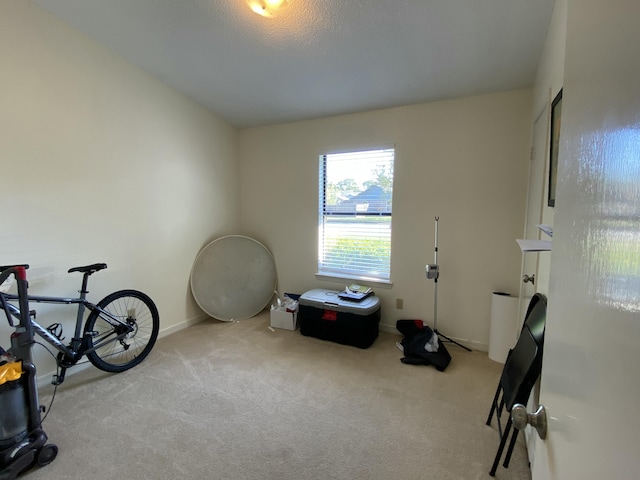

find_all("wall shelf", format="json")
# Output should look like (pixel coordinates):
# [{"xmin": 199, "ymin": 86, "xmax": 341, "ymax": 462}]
[{"xmin": 516, "ymin": 239, "xmax": 552, "ymax": 252}]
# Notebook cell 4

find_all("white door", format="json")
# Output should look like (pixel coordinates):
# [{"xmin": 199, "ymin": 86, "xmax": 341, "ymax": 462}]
[{"xmin": 532, "ymin": 1, "xmax": 640, "ymax": 478}]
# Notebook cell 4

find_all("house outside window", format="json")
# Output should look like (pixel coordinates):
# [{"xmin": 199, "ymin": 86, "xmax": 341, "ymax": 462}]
[{"xmin": 318, "ymin": 148, "xmax": 394, "ymax": 283}]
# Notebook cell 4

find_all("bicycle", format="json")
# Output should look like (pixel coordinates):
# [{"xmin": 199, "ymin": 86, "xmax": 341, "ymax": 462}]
[{"xmin": 0, "ymin": 263, "xmax": 160, "ymax": 385}]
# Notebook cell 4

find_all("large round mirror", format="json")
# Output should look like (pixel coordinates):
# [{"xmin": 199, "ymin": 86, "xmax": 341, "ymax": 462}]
[{"xmin": 190, "ymin": 235, "xmax": 277, "ymax": 321}]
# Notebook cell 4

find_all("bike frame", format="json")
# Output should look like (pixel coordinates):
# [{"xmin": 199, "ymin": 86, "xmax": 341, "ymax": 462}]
[
  {"xmin": 3, "ymin": 294, "xmax": 129, "ymax": 358},
  {"xmin": 1, "ymin": 268, "xmax": 134, "ymax": 367}
]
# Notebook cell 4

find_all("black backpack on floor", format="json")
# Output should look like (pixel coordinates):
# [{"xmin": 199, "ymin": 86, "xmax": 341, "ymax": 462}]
[{"xmin": 396, "ymin": 319, "xmax": 451, "ymax": 371}]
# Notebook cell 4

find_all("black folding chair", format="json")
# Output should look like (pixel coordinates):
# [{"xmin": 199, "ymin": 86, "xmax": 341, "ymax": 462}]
[{"xmin": 486, "ymin": 294, "xmax": 546, "ymax": 476}]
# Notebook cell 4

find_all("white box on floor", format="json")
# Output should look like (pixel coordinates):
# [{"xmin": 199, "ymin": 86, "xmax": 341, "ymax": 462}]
[{"xmin": 270, "ymin": 308, "xmax": 298, "ymax": 330}]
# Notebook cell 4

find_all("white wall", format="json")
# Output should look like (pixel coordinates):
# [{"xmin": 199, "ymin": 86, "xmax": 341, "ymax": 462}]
[
  {"xmin": 0, "ymin": 1, "xmax": 239, "ymax": 374},
  {"xmin": 239, "ymin": 90, "xmax": 532, "ymax": 349}
]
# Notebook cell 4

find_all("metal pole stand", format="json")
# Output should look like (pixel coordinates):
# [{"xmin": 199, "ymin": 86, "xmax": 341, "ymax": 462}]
[{"xmin": 427, "ymin": 217, "xmax": 471, "ymax": 352}]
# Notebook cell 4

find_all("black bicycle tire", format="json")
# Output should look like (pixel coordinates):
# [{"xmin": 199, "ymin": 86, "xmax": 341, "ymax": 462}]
[{"xmin": 84, "ymin": 289, "xmax": 159, "ymax": 373}]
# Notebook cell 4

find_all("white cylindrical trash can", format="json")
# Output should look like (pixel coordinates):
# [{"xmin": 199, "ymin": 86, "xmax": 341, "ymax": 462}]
[{"xmin": 488, "ymin": 292, "xmax": 519, "ymax": 363}]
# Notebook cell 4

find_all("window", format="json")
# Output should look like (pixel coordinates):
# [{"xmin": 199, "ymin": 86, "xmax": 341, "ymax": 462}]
[{"xmin": 318, "ymin": 148, "xmax": 394, "ymax": 283}]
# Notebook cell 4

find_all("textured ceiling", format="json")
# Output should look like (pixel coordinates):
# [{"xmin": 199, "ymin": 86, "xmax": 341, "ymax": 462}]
[{"xmin": 31, "ymin": 0, "xmax": 555, "ymax": 128}]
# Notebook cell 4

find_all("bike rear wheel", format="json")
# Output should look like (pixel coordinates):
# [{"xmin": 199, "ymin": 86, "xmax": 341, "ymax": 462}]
[{"xmin": 84, "ymin": 289, "xmax": 159, "ymax": 373}]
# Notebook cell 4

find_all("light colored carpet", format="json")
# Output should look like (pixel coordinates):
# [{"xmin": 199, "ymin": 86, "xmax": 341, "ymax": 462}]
[{"xmin": 23, "ymin": 311, "xmax": 531, "ymax": 480}]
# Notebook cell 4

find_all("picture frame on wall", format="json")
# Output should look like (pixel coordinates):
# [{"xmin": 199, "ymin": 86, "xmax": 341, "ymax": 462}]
[{"xmin": 548, "ymin": 88, "xmax": 563, "ymax": 207}]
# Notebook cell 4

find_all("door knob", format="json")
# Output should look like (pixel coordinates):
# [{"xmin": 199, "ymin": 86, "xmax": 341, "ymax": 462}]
[
  {"xmin": 511, "ymin": 404, "xmax": 547, "ymax": 440},
  {"xmin": 522, "ymin": 274, "xmax": 535, "ymax": 285}
]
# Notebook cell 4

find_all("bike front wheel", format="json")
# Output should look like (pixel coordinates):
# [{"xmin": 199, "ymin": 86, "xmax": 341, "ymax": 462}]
[{"xmin": 84, "ymin": 289, "xmax": 159, "ymax": 373}]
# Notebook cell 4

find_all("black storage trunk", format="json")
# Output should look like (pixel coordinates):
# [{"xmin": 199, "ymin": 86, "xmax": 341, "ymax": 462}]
[{"xmin": 298, "ymin": 289, "xmax": 381, "ymax": 348}]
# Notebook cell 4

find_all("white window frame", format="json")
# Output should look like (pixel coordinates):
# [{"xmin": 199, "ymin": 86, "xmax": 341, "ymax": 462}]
[{"xmin": 317, "ymin": 147, "xmax": 394, "ymax": 284}]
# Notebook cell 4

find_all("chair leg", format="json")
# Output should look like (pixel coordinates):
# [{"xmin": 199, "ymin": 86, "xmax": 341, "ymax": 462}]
[
  {"xmin": 503, "ymin": 426, "xmax": 520, "ymax": 468},
  {"xmin": 490, "ymin": 417, "xmax": 512, "ymax": 477},
  {"xmin": 486, "ymin": 384, "xmax": 502, "ymax": 426},
  {"xmin": 496, "ymin": 397, "xmax": 506, "ymax": 437}
]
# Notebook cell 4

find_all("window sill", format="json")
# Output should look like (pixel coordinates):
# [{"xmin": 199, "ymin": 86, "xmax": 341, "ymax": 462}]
[{"xmin": 315, "ymin": 273, "xmax": 393, "ymax": 289}]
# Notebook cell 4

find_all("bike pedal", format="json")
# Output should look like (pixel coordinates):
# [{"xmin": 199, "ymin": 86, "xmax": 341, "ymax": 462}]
[{"xmin": 52, "ymin": 368, "xmax": 67, "ymax": 385}]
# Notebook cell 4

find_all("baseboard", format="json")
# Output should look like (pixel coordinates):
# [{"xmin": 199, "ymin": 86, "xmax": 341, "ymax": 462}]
[
  {"xmin": 36, "ymin": 313, "xmax": 209, "ymax": 388},
  {"xmin": 158, "ymin": 313, "xmax": 208, "ymax": 339},
  {"xmin": 379, "ymin": 322, "xmax": 488, "ymax": 352},
  {"xmin": 34, "ymin": 316, "xmax": 487, "ymax": 388},
  {"xmin": 37, "ymin": 361, "xmax": 93, "ymax": 389},
  {"xmin": 379, "ymin": 323, "xmax": 401, "ymax": 335}
]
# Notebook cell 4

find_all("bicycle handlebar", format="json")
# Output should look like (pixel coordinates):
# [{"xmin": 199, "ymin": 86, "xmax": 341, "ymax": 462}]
[
  {"xmin": 1, "ymin": 264, "xmax": 30, "ymax": 326},
  {"xmin": 0, "ymin": 264, "xmax": 29, "ymax": 271},
  {"xmin": 0, "ymin": 264, "xmax": 29, "ymax": 284}
]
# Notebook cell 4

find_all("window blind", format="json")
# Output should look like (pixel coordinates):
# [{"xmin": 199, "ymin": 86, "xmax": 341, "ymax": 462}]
[{"xmin": 318, "ymin": 148, "xmax": 394, "ymax": 281}]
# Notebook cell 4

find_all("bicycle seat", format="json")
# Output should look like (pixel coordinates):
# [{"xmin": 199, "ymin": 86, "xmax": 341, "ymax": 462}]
[{"xmin": 68, "ymin": 263, "xmax": 108, "ymax": 274}]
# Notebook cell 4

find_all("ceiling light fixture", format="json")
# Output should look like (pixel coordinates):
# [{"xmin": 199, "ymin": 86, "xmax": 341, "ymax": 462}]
[{"xmin": 248, "ymin": 0, "xmax": 289, "ymax": 18}]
